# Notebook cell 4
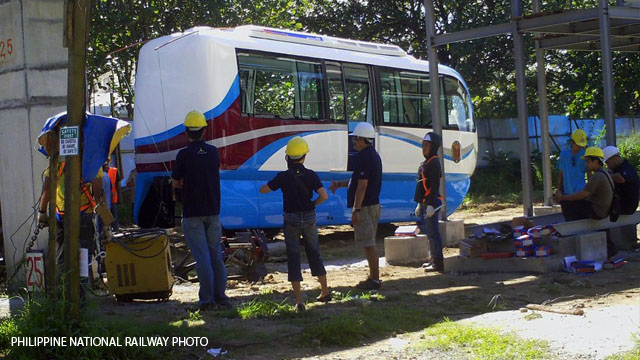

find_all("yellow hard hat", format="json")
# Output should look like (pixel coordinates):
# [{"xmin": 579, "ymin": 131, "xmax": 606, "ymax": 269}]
[
  {"xmin": 580, "ymin": 146, "xmax": 604, "ymax": 159},
  {"xmin": 285, "ymin": 136, "xmax": 309, "ymax": 158},
  {"xmin": 571, "ymin": 129, "xmax": 587, "ymax": 147},
  {"xmin": 184, "ymin": 110, "xmax": 207, "ymax": 129}
]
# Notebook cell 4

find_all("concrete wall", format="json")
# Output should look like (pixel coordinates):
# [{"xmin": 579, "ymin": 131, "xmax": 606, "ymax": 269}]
[{"xmin": 0, "ymin": 0, "xmax": 66, "ymax": 285}]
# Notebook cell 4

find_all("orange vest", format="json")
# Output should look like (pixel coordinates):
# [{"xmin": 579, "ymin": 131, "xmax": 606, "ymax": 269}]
[
  {"xmin": 108, "ymin": 167, "xmax": 118, "ymax": 204},
  {"xmin": 56, "ymin": 162, "xmax": 97, "ymax": 215}
]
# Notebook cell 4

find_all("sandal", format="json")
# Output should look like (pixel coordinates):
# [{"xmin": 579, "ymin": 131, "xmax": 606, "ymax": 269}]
[{"xmin": 316, "ymin": 293, "xmax": 331, "ymax": 303}]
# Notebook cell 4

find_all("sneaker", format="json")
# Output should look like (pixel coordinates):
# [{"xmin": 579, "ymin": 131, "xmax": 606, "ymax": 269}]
[
  {"xmin": 355, "ymin": 278, "xmax": 381, "ymax": 290},
  {"xmin": 424, "ymin": 258, "xmax": 444, "ymax": 273},
  {"xmin": 295, "ymin": 303, "xmax": 305, "ymax": 313}
]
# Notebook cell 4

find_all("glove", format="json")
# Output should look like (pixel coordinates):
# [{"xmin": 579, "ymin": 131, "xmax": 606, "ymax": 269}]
[
  {"xmin": 37, "ymin": 211, "xmax": 48, "ymax": 224},
  {"xmin": 426, "ymin": 205, "xmax": 435, "ymax": 218},
  {"xmin": 414, "ymin": 204, "xmax": 421, "ymax": 217}
]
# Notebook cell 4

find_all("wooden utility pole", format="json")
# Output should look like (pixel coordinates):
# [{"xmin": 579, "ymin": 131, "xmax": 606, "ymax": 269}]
[
  {"xmin": 63, "ymin": 0, "xmax": 91, "ymax": 319},
  {"xmin": 46, "ymin": 131, "xmax": 59, "ymax": 295}
]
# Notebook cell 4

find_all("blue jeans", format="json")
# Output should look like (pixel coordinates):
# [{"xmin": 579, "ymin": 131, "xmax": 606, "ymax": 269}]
[
  {"xmin": 283, "ymin": 211, "xmax": 327, "ymax": 282},
  {"xmin": 419, "ymin": 208, "xmax": 443, "ymax": 260},
  {"xmin": 182, "ymin": 215, "xmax": 228, "ymax": 305}
]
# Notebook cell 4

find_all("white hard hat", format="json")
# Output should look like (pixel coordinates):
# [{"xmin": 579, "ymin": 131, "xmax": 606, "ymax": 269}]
[
  {"xmin": 603, "ymin": 146, "xmax": 620, "ymax": 162},
  {"xmin": 351, "ymin": 122, "xmax": 375, "ymax": 139}
]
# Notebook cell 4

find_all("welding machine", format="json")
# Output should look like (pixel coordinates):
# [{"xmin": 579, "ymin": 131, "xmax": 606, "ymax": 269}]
[{"xmin": 105, "ymin": 230, "xmax": 173, "ymax": 302}]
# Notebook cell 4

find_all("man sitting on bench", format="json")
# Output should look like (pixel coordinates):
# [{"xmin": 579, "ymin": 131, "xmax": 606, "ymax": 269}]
[
  {"xmin": 553, "ymin": 147, "xmax": 614, "ymax": 221},
  {"xmin": 603, "ymin": 146, "xmax": 639, "ymax": 215}
]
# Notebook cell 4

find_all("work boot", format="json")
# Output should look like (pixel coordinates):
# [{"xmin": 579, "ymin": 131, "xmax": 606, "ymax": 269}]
[{"xmin": 424, "ymin": 258, "xmax": 444, "ymax": 273}]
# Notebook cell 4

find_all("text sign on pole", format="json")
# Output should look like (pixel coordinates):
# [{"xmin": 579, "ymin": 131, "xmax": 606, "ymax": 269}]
[{"xmin": 59, "ymin": 126, "xmax": 79, "ymax": 156}]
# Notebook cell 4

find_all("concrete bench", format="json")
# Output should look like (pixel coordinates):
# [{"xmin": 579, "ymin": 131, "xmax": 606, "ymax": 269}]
[{"xmin": 552, "ymin": 212, "xmax": 639, "ymax": 262}]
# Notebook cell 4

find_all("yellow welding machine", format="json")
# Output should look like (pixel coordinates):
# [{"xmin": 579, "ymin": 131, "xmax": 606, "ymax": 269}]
[{"xmin": 105, "ymin": 230, "xmax": 173, "ymax": 302}]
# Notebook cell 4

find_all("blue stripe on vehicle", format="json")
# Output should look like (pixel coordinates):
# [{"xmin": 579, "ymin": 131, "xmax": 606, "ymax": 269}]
[{"xmin": 134, "ymin": 75, "xmax": 240, "ymax": 147}]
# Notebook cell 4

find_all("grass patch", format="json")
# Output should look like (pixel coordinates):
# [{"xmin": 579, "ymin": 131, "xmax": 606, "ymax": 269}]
[
  {"xmin": 236, "ymin": 297, "xmax": 296, "ymax": 319},
  {"xmin": 606, "ymin": 333, "xmax": 640, "ymax": 360},
  {"xmin": 416, "ymin": 318, "xmax": 550, "ymax": 360}
]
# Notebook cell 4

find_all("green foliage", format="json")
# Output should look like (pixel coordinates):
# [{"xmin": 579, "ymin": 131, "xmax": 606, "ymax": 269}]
[
  {"xmin": 417, "ymin": 318, "xmax": 550, "ymax": 360},
  {"xmin": 618, "ymin": 133, "xmax": 640, "ymax": 174},
  {"xmin": 0, "ymin": 292, "xmax": 160, "ymax": 359},
  {"xmin": 301, "ymin": 314, "xmax": 368, "ymax": 346},
  {"xmin": 605, "ymin": 332, "xmax": 640, "ymax": 360},
  {"xmin": 236, "ymin": 297, "xmax": 296, "ymax": 319}
]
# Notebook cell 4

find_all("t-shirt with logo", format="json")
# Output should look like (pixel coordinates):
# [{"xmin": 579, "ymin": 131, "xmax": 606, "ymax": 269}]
[
  {"xmin": 347, "ymin": 145, "xmax": 382, "ymax": 208},
  {"xmin": 267, "ymin": 163, "xmax": 323, "ymax": 213},
  {"xmin": 172, "ymin": 141, "xmax": 221, "ymax": 217}
]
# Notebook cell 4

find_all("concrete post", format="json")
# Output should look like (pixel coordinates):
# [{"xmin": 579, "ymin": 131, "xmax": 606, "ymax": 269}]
[
  {"xmin": 599, "ymin": 0, "xmax": 617, "ymax": 146},
  {"xmin": 533, "ymin": 0, "xmax": 553, "ymax": 206},
  {"xmin": 0, "ymin": 0, "xmax": 67, "ymax": 287},
  {"xmin": 511, "ymin": 0, "xmax": 534, "ymax": 216}
]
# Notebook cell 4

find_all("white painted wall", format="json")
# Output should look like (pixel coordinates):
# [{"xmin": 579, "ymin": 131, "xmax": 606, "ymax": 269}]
[{"xmin": 0, "ymin": 0, "xmax": 67, "ymax": 286}]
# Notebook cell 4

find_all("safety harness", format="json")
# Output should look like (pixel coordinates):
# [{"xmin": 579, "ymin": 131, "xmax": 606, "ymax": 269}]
[
  {"xmin": 55, "ymin": 162, "xmax": 97, "ymax": 216},
  {"xmin": 418, "ymin": 155, "xmax": 443, "ymax": 203}
]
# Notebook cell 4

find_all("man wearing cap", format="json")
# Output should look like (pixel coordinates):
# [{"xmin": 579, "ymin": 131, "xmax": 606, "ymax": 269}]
[
  {"xmin": 172, "ymin": 110, "xmax": 229, "ymax": 311},
  {"xmin": 553, "ymin": 147, "xmax": 613, "ymax": 221},
  {"xmin": 556, "ymin": 129, "xmax": 588, "ymax": 218},
  {"xmin": 414, "ymin": 132, "xmax": 445, "ymax": 273},
  {"xmin": 603, "ymin": 146, "xmax": 639, "ymax": 215},
  {"xmin": 260, "ymin": 136, "xmax": 330, "ymax": 312},
  {"xmin": 330, "ymin": 122, "xmax": 383, "ymax": 290}
]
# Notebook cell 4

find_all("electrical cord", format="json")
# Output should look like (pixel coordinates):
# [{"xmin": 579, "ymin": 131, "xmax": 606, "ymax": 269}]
[{"xmin": 109, "ymin": 230, "xmax": 169, "ymax": 259}]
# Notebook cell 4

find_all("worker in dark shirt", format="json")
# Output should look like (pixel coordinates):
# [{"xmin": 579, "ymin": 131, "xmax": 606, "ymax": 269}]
[
  {"xmin": 260, "ymin": 137, "xmax": 330, "ymax": 313},
  {"xmin": 330, "ymin": 122, "xmax": 383, "ymax": 290},
  {"xmin": 414, "ymin": 132, "xmax": 444, "ymax": 273},
  {"xmin": 172, "ymin": 110, "xmax": 229, "ymax": 312},
  {"xmin": 603, "ymin": 146, "xmax": 639, "ymax": 214}
]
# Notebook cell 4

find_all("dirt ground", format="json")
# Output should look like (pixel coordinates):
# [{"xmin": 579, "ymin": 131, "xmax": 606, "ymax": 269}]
[{"xmin": 94, "ymin": 206, "xmax": 640, "ymax": 359}]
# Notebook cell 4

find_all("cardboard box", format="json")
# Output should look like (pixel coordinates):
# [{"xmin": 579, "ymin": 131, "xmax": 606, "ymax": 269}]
[
  {"xmin": 459, "ymin": 239, "xmax": 487, "ymax": 258},
  {"xmin": 512, "ymin": 216, "xmax": 534, "ymax": 229}
]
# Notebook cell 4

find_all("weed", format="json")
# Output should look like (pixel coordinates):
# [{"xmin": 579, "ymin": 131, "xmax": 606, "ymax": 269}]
[
  {"xmin": 606, "ymin": 332, "xmax": 640, "ymax": 360},
  {"xmin": 618, "ymin": 132, "xmax": 640, "ymax": 174},
  {"xmin": 416, "ymin": 318, "xmax": 550, "ymax": 360},
  {"xmin": 187, "ymin": 309, "xmax": 202, "ymax": 321},
  {"xmin": 300, "ymin": 314, "xmax": 368, "ymax": 347},
  {"xmin": 236, "ymin": 297, "xmax": 295, "ymax": 319}
]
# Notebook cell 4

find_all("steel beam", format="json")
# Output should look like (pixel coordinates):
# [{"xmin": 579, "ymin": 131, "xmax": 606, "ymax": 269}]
[
  {"xmin": 512, "ymin": 0, "xmax": 533, "ymax": 217},
  {"xmin": 424, "ymin": 0, "xmax": 447, "ymax": 221},
  {"xmin": 533, "ymin": 0, "xmax": 553, "ymax": 207},
  {"xmin": 432, "ymin": 23, "xmax": 512, "ymax": 46},
  {"xmin": 609, "ymin": 6, "xmax": 640, "ymax": 20},
  {"xmin": 600, "ymin": 0, "xmax": 617, "ymax": 146},
  {"xmin": 518, "ymin": 8, "xmax": 599, "ymax": 32}
]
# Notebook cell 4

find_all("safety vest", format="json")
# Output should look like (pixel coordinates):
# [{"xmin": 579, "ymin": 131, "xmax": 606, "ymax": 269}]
[
  {"xmin": 108, "ymin": 167, "xmax": 118, "ymax": 204},
  {"xmin": 418, "ymin": 156, "xmax": 443, "ymax": 203},
  {"xmin": 55, "ymin": 162, "xmax": 97, "ymax": 215}
]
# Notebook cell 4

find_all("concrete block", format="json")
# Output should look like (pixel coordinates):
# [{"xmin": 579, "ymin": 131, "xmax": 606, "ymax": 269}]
[
  {"xmin": 607, "ymin": 225, "xmax": 639, "ymax": 251},
  {"xmin": 23, "ymin": 8, "xmax": 66, "ymax": 66},
  {"xmin": 557, "ymin": 232, "xmax": 608, "ymax": 261},
  {"xmin": 439, "ymin": 219, "xmax": 464, "ymax": 247},
  {"xmin": 445, "ymin": 254, "xmax": 564, "ymax": 274},
  {"xmin": 384, "ymin": 235, "xmax": 429, "ymax": 266},
  {"xmin": 0, "ymin": 71, "xmax": 26, "ymax": 104},
  {"xmin": 534, "ymin": 205, "xmax": 562, "ymax": 216},
  {"xmin": 27, "ymin": 68, "xmax": 67, "ymax": 98},
  {"xmin": 0, "ymin": 2, "xmax": 25, "ymax": 70}
]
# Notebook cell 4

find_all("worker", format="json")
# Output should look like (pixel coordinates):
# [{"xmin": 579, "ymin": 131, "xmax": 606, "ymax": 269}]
[
  {"xmin": 330, "ymin": 122, "xmax": 383, "ymax": 290},
  {"xmin": 414, "ymin": 132, "xmax": 444, "ymax": 273},
  {"xmin": 603, "ymin": 146, "xmax": 639, "ymax": 215},
  {"xmin": 556, "ymin": 129, "xmax": 588, "ymax": 219},
  {"xmin": 172, "ymin": 110, "xmax": 229, "ymax": 312},
  {"xmin": 553, "ymin": 147, "xmax": 613, "ymax": 221},
  {"xmin": 102, "ymin": 158, "xmax": 121, "ymax": 230},
  {"xmin": 38, "ymin": 131, "xmax": 104, "ymax": 302},
  {"xmin": 259, "ymin": 136, "xmax": 330, "ymax": 312}
]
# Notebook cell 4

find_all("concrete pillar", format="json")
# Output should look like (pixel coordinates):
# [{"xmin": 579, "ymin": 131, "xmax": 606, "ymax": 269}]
[{"xmin": 0, "ymin": 0, "xmax": 67, "ymax": 286}]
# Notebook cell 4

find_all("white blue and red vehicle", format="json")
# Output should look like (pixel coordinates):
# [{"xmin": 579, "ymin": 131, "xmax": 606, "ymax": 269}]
[{"xmin": 133, "ymin": 25, "xmax": 478, "ymax": 230}]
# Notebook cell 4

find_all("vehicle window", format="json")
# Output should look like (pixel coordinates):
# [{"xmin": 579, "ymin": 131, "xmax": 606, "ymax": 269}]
[
  {"xmin": 443, "ymin": 77, "xmax": 472, "ymax": 131},
  {"xmin": 237, "ymin": 52, "xmax": 325, "ymax": 120},
  {"xmin": 326, "ymin": 61, "xmax": 345, "ymax": 121},
  {"xmin": 343, "ymin": 63, "xmax": 370, "ymax": 123},
  {"xmin": 379, "ymin": 69, "xmax": 432, "ymax": 127}
]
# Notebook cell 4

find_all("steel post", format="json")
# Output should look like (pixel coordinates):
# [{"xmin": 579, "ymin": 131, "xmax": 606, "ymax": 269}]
[
  {"xmin": 512, "ymin": 0, "xmax": 534, "ymax": 217},
  {"xmin": 599, "ymin": 0, "xmax": 617, "ymax": 146},
  {"xmin": 533, "ymin": 0, "xmax": 553, "ymax": 206},
  {"xmin": 424, "ymin": 0, "xmax": 447, "ymax": 221}
]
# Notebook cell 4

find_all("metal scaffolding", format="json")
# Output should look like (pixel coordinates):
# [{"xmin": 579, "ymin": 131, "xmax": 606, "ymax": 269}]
[{"xmin": 424, "ymin": 0, "xmax": 640, "ymax": 217}]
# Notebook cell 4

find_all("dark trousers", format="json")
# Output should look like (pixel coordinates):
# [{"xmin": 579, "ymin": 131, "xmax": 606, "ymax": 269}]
[
  {"xmin": 419, "ymin": 208, "xmax": 443, "ymax": 260},
  {"xmin": 560, "ymin": 200, "xmax": 601, "ymax": 222},
  {"xmin": 283, "ymin": 211, "xmax": 327, "ymax": 282}
]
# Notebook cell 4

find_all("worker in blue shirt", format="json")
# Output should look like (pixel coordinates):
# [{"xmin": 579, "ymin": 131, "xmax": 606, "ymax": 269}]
[
  {"xmin": 260, "ymin": 137, "xmax": 330, "ymax": 313},
  {"xmin": 172, "ymin": 110, "xmax": 229, "ymax": 312},
  {"xmin": 557, "ymin": 129, "xmax": 588, "ymax": 218},
  {"xmin": 330, "ymin": 122, "xmax": 383, "ymax": 291}
]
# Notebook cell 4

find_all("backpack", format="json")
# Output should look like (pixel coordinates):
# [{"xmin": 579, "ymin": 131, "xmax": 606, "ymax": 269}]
[{"xmin": 599, "ymin": 170, "xmax": 621, "ymax": 222}]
